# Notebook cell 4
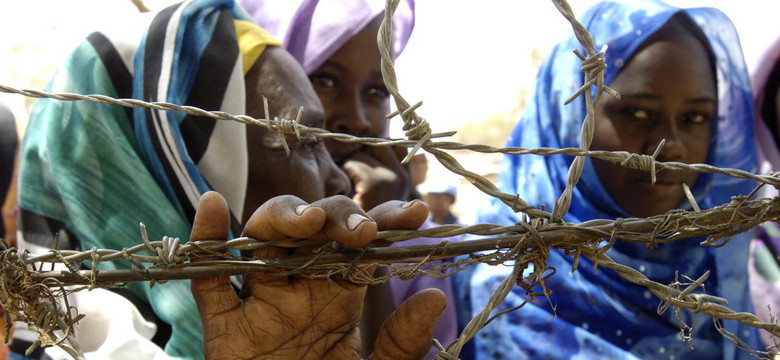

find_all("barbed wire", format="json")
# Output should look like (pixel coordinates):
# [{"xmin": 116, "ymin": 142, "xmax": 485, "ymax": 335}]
[
  {"xmin": 4, "ymin": 194, "xmax": 780, "ymax": 358},
  {"xmin": 2, "ymin": 0, "xmax": 780, "ymax": 358},
  {"xmin": 1, "ymin": 85, "xmax": 778, "ymax": 217}
]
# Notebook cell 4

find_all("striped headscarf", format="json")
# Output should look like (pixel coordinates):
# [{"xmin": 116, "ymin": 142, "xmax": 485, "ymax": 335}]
[{"xmin": 19, "ymin": 0, "xmax": 279, "ymax": 358}]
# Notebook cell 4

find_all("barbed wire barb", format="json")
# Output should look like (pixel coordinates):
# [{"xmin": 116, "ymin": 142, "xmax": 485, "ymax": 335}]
[{"xmin": 2, "ymin": 0, "xmax": 780, "ymax": 357}]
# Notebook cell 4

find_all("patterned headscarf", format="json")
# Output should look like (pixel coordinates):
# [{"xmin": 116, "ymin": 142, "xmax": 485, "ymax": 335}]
[
  {"xmin": 235, "ymin": 0, "xmax": 414, "ymax": 74},
  {"xmin": 19, "ymin": 0, "xmax": 279, "ymax": 358},
  {"xmin": 463, "ymin": 0, "xmax": 760, "ymax": 358}
]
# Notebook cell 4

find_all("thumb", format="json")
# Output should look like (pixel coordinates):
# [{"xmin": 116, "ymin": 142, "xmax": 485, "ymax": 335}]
[
  {"xmin": 369, "ymin": 288, "xmax": 447, "ymax": 360},
  {"xmin": 189, "ymin": 191, "xmax": 239, "ymax": 320}
]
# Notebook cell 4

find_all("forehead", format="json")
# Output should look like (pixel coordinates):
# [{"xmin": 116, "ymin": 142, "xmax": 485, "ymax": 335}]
[
  {"xmin": 611, "ymin": 28, "xmax": 714, "ymax": 95},
  {"xmin": 337, "ymin": 16, "xmax": 382, "ymax": 56},
  {"xmin": 247, "ymin": 48, "xmax": 325, "ymax": 127}
]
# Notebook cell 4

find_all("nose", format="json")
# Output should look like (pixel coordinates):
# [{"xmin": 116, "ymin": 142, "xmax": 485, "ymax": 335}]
[
  {"xmin": 645, "ymin": 119, "xmax": 685, "ymax": 162},
  {"xmin": 322, "ymin": 153, "xmax": 352, "ymax": 197},
  {"xmin": 328, "ymin": 93, "xmax": 372, "ymax": 137}
]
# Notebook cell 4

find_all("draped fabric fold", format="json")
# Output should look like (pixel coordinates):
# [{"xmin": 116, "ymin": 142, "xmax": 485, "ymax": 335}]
[
  {"xmin": 236, "ymin": 0, "xmax": 414, "ymax": 75},
  {"xmin": 457, "ymin": 1, "xmax": 760, "ymax": 359},
  {"xmin": 19, "ymin": 1, "xmax": 279, "ymax": 358},
  {"xmin": 749, "ymin": 33, "xmax": 780, "ymax": 350}
]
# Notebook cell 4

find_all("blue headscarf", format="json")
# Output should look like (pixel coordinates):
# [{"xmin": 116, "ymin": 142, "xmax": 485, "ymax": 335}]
[{"xmin": 459, "ymin": 0, "xmax": 760, "ymax": 359}]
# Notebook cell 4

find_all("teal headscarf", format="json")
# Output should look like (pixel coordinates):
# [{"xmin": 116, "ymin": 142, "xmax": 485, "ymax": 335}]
[{"xmin": 19, "ymin": 0, "xmax": 279, "ymax": 358}]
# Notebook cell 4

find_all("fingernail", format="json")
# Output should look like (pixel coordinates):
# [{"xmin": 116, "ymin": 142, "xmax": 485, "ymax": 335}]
[
  {"xmin": 295, "ymin": 204, "xmax": 312, "ymax": 216},
  {"xmin": 401, "ymin": 200, "xmax": 417, "ymax": 209},
  {"xmin": 346, "ymin": 213, "xmax": 371, "ymax": 231}
]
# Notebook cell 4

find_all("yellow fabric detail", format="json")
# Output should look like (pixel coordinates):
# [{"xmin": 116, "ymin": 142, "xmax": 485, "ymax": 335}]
[{"xmin": 234, "ymin": 19, "xmax": 282, "ymax": 74}]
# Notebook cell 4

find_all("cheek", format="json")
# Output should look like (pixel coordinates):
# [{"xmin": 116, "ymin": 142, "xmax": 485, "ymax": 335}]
[
  {"xmin": 313, "ymin": 86, "xmax": 337, "ymax": 105},
  {"xmin": 590, "ymin": 117, "xmax": 631, "ymax": 196},
  {"xmin": 689, "ymin": 130, "xmax": 712, "ymax": 164},
  {"xmin": 365, "ymin": 101, "xmax": 391, "ymax": 137},
  {"xmin": 591, "ymin": 115, "xmax": 647, "ymax": 155},
  {"xmin": 262, "ymin": 155, "xmax": 325, "ymax": 202},
  {"xmin": 591, "ymin": 116, "xmax": 623, "ymax": 152},
  {"xmin": 287, "ymin": 155, "xmax": 327, "ymax": 202},
  {"xmin": 372, "ymin": 116, "xmax": 390, "ymax": 138}
]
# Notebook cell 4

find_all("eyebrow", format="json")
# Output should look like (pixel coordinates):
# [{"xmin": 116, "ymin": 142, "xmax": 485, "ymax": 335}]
[
  {"xmin": 316, "ymin": 60, "xmax": 346, "ymax": 74},
  {"xmin": 618, "ymin": 92, "xmax": 716, "ymax": 104}
]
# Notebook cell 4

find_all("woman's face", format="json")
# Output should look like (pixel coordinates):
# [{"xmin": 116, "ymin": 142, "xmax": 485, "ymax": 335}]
[
  {"xmin": 243, "ymin": 47, "xmax": 351, "ymax": 224},
  {"xmin": 308, "ymin": 16, "xmax": 391, "ymax": 165},
  {"xmin": 591, "ymin": 22, "xmax": 716, "ymax": 217}
]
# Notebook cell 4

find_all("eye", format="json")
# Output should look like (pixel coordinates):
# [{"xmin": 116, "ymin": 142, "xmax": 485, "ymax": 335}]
[
  {"xmin": 623, "ymin": 107, "xmax": 651, "ymax": 120},
  {"xmin": 683, "ymin": 112, "xmax": 712, "ymax": 124},
  {"xmin": 367, "ymin": 85, "xmax": 390, "ymax": 99},
  {"xmin": 297, "ymin": 135, "xmax": 320, "ymax": 153},
  {"xmin": 309, "ymin": 74, "xmax": 337, "ymax": 89}
]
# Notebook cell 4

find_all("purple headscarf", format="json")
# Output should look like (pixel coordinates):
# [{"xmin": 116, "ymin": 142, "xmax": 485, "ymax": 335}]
[
  {"xmin": 749, "ymin": 34, "xmax": 780, "ymax": 351},
  {"xmin": 235, "ymin": 0, "xmax": 415, "ymax": 74}
]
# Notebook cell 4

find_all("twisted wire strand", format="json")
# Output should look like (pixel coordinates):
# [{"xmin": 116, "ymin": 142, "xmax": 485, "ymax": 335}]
[
  {"xmin": 548, "ymin": 0, "xmax": 618, "ymax": 224},
  {"xmin": 3, "ymin": 0, "xmax": 779, "ymax": 357},
  {"xmin": 2, "ymin": 83, "xmax": 777, "ymax": 220},
  {"xmin": 6, "ymin": 195, "xmax": 775, "ymax": 275},
  {"xmin": 5, "ymin": 196, "xmax": 780, "ymax": 358}
]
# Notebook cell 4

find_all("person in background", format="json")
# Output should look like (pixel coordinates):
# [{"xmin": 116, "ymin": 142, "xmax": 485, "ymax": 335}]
[
  {"xmin": 0, "ymin": 99, "xmax": 20, "ymax": 360},
  {"xmin": 455, "ymin": 0, "xmax": 762, "ymax": 358},
  {"xmin": 0, "ymin": 100, "xmax": 18, "ymax": 246},
  {"xmin": 409, "ymin": 152, "xmax": 429, "ymax": 200},
  {"xmin": 419, "ymin": 180, "xmax": 459, "ymax": 225},
  {"xmin": 236, "ymin": 2, "xmax": 458, "ymax": 358},
  {"xmin": 749, "ymin": 33, "xmax": 780, "ymax": 351}
]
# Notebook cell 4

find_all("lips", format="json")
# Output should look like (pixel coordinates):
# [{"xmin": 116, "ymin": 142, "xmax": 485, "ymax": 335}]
[{"xmin": 633, "ymin": 175, "xmax": 686, "ymax": 196}]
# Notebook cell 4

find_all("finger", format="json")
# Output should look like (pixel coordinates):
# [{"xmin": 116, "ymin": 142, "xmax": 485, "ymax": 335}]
[
  {"xmin": 367, "ymin": 200, "xmax": 428, "ymax": 232},
  {"xmin": 189, "ymin": 191, "xmax": 239, "ymax": 319},
  {"xmin": 392, "ymin": 145, "xmax": 409, "ymax": 169},
  {"xmin": 369, "ymin": 288, "xmax": 447, "ymax": 360},
  {"xmin": 309, "ymin": 195, "xmax": 377, "ymax": 248},
  {"xmin": 242, "ymin": 195, "xmax": 327, "ymax": 245},
  {"xmin": 241, "ymin": 195, "xmax": 327, "ymax": 289},
  {"xmin": 342, "ymin": 149, "xmax": 411, "ymax": 211},
  {"xmin": 342, "ymin": 148, "xmax": 404, "ymax": 181},
  {"xmin": 367, "ymin": 145, "xmax": 410, "ymax": 191},
  {"xmin": 341, "ymin": 156, "xmax": 375, "ymax": 187},
  {"xmin": 367, "ymin": 145, "xmax": 406, "ymax": 172}
]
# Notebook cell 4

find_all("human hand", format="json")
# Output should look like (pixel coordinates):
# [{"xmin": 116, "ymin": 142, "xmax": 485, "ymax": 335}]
[
  {"xmin": 343, "ymin": 145, "xmax": 410, "ymax": 211},
  {"xmin": 189, "ymin": 192, "xmax": 446, "ymax": 360}
]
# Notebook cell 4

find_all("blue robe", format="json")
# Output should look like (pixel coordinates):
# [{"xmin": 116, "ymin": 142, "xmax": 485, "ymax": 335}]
[{"xmin": 454, "ymin": 0, "xmax": 761, "ymax": 359}]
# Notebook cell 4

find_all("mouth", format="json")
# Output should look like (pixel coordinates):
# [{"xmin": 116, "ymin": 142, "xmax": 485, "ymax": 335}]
[{"xmin": 635, "ymin": 177, "xmax": 685, "ymax": 196}]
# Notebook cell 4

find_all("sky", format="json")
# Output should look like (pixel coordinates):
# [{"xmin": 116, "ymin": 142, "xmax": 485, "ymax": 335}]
[
  {"xmin": 391, "ymin": 0, "xmax": 780, "ymax": 138},
  {"xmin": 2, "ymin": 1, "xmax": 778, "ymax": 134},
  {"xmin": 1, "ymin": 1, "xmax": 778, "ymax": 221}
]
